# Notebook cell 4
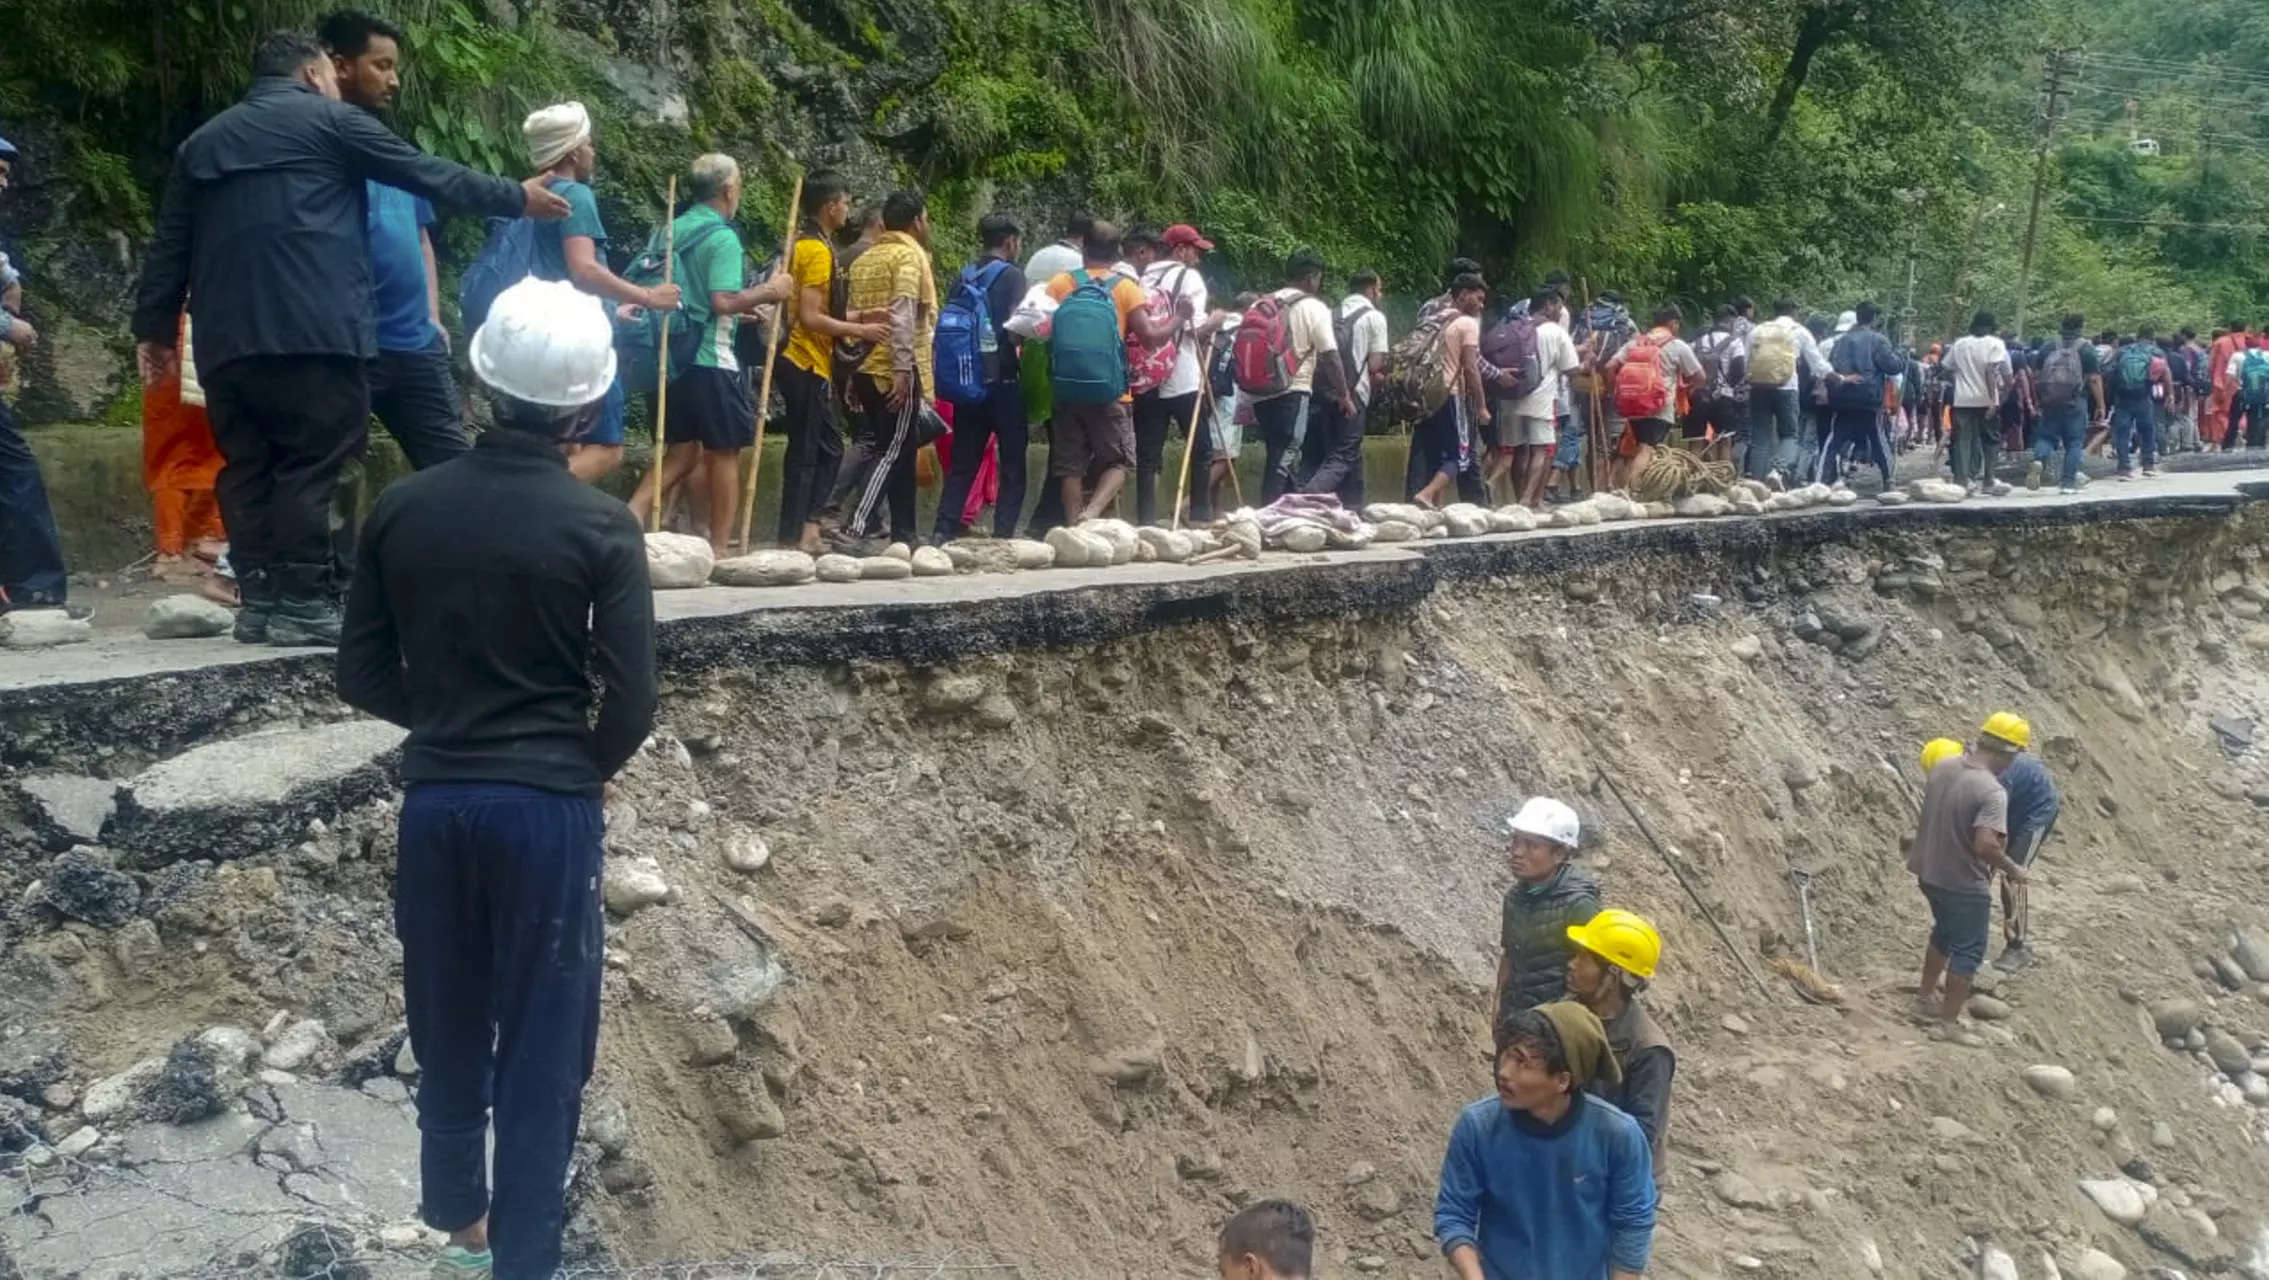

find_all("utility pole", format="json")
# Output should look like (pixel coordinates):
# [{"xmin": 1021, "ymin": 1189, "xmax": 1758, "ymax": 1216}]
[
  {"xmin": 2013, "ymin": 46, "xmax": 2082, "ymax": 341},
  {"xmin": 1895, "ymin": 187, "xmax": 1925, "ymax": 345}
]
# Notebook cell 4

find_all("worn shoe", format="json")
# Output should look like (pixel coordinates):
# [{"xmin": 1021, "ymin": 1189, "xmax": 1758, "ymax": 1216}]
[
  {"xmin": 2115, "ymin": 470, "xmax": 2134, "ymax": 482},
  {"xmin": 430, "ymin": 1246, "xmax": 492, "ymax": 1279},
  {"xmin": 232, "ymin": 570, "xmax": 274, "ymax": 644},
  {"xmin": 1987, "ymin": 480, "xmax": 2012, "ymax": 497},
  {"xmin": 2058, "ymin": 486, "xmax": 2080, "ymax": 495},
  {"xmin": 2025, "ymin": 460, "xmax": 2043, "ymax": 491},
  {"xmin": 2142, "ymin": 467, "xmax": 2160, "ymax": 477},
  {"xmin": 267, "ymin": 592, "xmax": 342, "ymax": 648}
]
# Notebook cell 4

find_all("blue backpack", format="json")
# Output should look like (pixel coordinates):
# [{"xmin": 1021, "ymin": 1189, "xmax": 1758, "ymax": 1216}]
[
  {"xmin": 934, "ymin": 258, "xmax": 1010, "ymax": 405},
  {"xmin": 457, "ymin": 181, "xmax": 570, "ymax": 334},
  {"xmin": 1049, "ymin": 271, "xmax": 1128, "ymax": 405}
]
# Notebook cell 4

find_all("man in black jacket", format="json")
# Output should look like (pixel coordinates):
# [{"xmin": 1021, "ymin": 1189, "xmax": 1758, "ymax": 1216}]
[
  {"xmin": 338, "ymin": 276, "xmax": 654, "ymax": 1280},
  {"xmin": 133, "ymin": 31, "xmax": 568, "ymax": 648},
  {"xmin": 1812, "ymin": 301, "xmax": 1907, "ymax": 491}
]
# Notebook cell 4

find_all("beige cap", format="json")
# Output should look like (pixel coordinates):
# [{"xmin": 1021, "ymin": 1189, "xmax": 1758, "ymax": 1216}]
[{"xmin": 523, "ymin": 101, "xmax": 591, "ymax": 170}]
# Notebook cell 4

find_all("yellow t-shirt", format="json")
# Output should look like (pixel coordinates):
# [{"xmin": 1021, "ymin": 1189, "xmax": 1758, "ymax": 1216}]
[{"xmin": 784, "ymin": 235, "xmax": 834, "ymax": 378}]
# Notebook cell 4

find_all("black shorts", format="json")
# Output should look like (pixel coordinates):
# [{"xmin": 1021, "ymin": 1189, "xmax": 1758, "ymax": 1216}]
[
  {"xmin": 1630, "ymin": 417, "xmax": 1674, "ymax": 447},
  {"xmin": 667, "ymin": 366, "xmax": 756, "ymax": 452},
  {"xmin": 1687, "ymin": 395, "xmax": 1745, "ymax": 442}
]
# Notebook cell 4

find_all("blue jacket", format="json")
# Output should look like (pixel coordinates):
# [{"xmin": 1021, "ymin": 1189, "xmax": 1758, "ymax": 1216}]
[
  {"xmin": 1434, "ymin": 1092, "xmax": 1657, "ymax": 1277},
  {"xmin": 2001, "ymin": 752, "xmax": 2061, "ymax": 836}
]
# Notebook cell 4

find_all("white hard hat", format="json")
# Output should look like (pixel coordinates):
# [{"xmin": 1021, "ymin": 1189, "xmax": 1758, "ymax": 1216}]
[
  {"xmin": 470, "ymin": 277, "xmax": 617, "ymax": 408},
  {"xmin": 1506, "ymin": 796, "xmax": 1581, "ymax": 848}
]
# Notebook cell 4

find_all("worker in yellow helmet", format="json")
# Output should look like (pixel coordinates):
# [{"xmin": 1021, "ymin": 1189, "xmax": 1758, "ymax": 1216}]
[
  {"xmin": 1920, "ymin": 737, "xmax": 1964, "ymax": 775},
  {"xmin": 1906, "ymin": 713, "xmax": 2028, "ymax": 1025},
  {"xmin": 1983, "ymin": 713, "xmax": 2060, "ymax": 970},
  {"xmin": 1565, "ymin": 908, "xmax": 1674, "ymax": 1176}
]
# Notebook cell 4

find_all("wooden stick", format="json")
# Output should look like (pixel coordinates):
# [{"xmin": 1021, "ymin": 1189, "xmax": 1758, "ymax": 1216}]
[
  {"xmin": 736, "ymin": 172, "xmax": 803, "ymax": 553},
  {"xmin": 646, "ymin": 175, "xmax": 677, "ymax": 533},
  {"xmin": 1169, "ymin": 338, "xmax": 1214, "ymax": 530}
]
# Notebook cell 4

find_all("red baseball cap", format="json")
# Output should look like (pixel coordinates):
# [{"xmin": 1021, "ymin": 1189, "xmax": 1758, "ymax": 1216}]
[{"xmin": 1162, "ymin": 223, "xmax": 1214, "ymax": 251}]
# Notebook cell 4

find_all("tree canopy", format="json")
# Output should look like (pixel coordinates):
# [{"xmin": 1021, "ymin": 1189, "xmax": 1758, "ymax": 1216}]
[{"xmin": 2, "ymin": 0, "xmax": 2264, "ymax": 340}]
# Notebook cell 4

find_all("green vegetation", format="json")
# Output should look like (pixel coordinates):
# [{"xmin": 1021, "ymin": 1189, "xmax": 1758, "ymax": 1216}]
[{"xmin": 4, "ymin": 0, "xmax": 2267, "ymax": 345}]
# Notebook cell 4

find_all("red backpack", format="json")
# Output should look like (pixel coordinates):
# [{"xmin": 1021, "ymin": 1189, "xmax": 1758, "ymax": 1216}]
[
  {"xmin": 1613, "ymin": 330, "xmax": 1670, "ymax": 420},
  {"xmin": 1127, "ymin": 265, "xmax": 1189, "ymax": 395},
  {"xmin": 1232, "ymin": 291, "xmax": 1301, "ymax": 397}
]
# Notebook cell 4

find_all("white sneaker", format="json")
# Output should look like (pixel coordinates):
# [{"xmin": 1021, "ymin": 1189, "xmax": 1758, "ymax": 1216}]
[
  {"xmin": 2142, "ymin": 467, "xmax": 2160, "ymax": 477},
  {"xmin": 2059, "ymin": 486, "xmax": 2079, "ymax": 494},
  {"xmin": 1987, "ymin": 480, "xmax": 2012, "ymax": 497}
]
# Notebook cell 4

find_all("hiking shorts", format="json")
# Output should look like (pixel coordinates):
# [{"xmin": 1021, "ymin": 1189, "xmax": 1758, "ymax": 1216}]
[
  {"xmin": 1630, "ymin": 417, "xmax": 1674, "ymax": 448},
  {"xmin": 667, "ymin": 366, "xmax": 755, "ymax": 452},
  {"xmin": 1051, "ymin": 400, "xmax": 1135, "ymax": 478},
  {"xmin": 1512, "ymin": 415, "xmax": 1556, "ymax": 447},
  {"xmin": 1919, "ymin": 880, "xmax": 1991, "ymax": 977}
]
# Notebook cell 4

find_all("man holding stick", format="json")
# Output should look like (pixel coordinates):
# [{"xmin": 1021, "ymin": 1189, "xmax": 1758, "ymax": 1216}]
[
  {"xmin": 520, "ymin": 101, "xmax": 681, "ymax": 484},
  {"xmin": 626, "ymin": 154, "xmax": 793, "ymax": 554}
]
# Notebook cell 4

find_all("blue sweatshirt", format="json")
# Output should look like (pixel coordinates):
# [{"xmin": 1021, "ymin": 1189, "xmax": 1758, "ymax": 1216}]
[
  {"xmin": 2000, "ymin": 752, "xmax": 2061, "ymax": 837},
  {"xmin": 1434, "ymin": 1092, "xmax": 1657, "ymax": 1277}
]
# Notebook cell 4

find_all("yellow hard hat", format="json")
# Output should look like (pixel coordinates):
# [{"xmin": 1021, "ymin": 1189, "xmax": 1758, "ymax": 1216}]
[
  {"xmin": 1979, "ymin": 711, "xmax": 2031, "ymax": 751},
  {"xmin": 1566, "ymin": 908, "xmax": 1662, "ymax": 980},
  {"xmin": 1921, "ymin": 737, "xmax": 1965, "ymax": 773}
]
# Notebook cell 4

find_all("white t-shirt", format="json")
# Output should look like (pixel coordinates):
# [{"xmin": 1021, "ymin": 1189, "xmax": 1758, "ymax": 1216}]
[
  {"xmin": 1141, "ymin": 260, "xmax": 1211, "ymax": 399},
  {"xmin": 1339, "ymin": 294, "xmax": 1390, "ymax": 404},
  {"xmin": 1947, "ymin": 334, "xmax": 2011, "ymax": 409},
  {"xmin": 1257, "ymin": 289, "xmax": 1338, "ymax": 399},
  {"xmin": 1511, "ymin": 318, "xmax": 1581, "ymax": 420}
]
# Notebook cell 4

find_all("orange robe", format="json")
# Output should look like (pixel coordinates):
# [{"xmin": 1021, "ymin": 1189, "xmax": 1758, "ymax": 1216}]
[
  {"xmin": 141, "ymin": 321, "xmax": 224, "ymax": 557},
  {"xmin": 2205, "ymin": 333, "xmax": 2242, "ymax": 447}
]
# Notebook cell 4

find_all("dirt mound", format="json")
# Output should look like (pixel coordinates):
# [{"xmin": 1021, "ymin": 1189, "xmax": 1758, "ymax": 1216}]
[{"xmin": 7, "ymin": 504, "xmax": 2269, "ymax": 1277}]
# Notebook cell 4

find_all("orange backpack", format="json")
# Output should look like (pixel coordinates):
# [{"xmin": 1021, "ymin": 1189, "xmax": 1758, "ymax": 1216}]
[{"xmin": 1614, "ymin": 331, "xmax": 1670, "ymax": 419}]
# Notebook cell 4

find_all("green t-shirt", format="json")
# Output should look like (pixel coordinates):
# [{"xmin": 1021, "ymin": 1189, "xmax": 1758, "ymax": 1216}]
[
  {"xmin": 532, "ymin": 179, "xmax": 605, "ymax": 286},
  {"xmin": 671, "ymin": 203, "xmax": 746, "ymax": 371}
]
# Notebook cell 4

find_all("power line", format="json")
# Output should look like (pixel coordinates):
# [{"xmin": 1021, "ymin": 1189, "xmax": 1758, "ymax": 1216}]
[
  {"xmin": 2053, "ymin": 213, "xmax": 2269, "ymax": 232},
  {"xmin": 2068, "ymin": 83, "xmax": 2269, "ymax": 115},
  {"xmin": 2081, "ymin": 52, "xmax": 2269, "ymax": 85}
]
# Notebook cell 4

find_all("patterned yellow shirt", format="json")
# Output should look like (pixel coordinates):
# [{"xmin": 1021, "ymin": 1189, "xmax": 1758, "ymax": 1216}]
[{"xmin": 846, "ymin": 230, "xmax": 937, "ymax": 391}]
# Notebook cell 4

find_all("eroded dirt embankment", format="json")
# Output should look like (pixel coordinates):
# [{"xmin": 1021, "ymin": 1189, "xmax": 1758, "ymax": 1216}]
[{"xmin": 7, "ymin": 501, "xmax": 2269, "ymax": 1279}]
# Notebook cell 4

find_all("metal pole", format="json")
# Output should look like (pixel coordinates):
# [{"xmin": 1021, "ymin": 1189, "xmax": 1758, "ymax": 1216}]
[{"xmin": 2013, "ymin": 47, "xmax": 2080, "ymax": 342}]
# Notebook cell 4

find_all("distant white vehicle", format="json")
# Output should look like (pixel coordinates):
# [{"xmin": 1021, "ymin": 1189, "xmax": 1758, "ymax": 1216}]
[{"xmin": 2131, "ymin": 137, "xmax": 2161, "ymax": 156}]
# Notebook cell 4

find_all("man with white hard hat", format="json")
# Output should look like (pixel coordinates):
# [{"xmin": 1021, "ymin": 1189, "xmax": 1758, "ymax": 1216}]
[
  {"xmin": 1492, "ymin": 796, "xmax": 1602, "ymax": 1049},
  {"xmin": 338, "ymin": 277, "xmax": 656, "ymax": 1280}
]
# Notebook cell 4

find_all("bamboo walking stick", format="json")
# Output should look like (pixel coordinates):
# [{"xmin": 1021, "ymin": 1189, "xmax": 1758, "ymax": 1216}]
[
  {"xmin": 646, "ymin": 175, "xmax": 678, "ymax": 533},
  {"xmin": 736, "ymin": 172, "xmax": 803, "ymax": 552},
  {"xmin": 1169, "ymin": 338, "xmax": 1214, "ymax": 531}
]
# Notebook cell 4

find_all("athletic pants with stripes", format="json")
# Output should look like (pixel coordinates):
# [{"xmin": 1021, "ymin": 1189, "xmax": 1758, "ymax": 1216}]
[
  {"xmin": 831, "ymin": 372, "xmax": 922, "ymax": 543},
  {"xmin": 1812, "ymin": 408, "xmax": 1894, "ymax": 491}
]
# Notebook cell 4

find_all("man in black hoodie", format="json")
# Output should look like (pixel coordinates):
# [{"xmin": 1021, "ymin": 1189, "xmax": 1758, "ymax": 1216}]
[
  {"xmin": 338, "ymin": 277, "xmax": 653, "ymax": 1280},
  {"xmin": 1492, "ymin": 797, "xmax": 1603, "ymax": 1048}
]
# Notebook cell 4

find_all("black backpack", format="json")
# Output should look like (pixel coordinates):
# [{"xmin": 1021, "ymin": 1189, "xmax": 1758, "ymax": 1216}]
[{"xmin": 1334, "ymin": 299, "xmax": 1376, "ymax": 392}]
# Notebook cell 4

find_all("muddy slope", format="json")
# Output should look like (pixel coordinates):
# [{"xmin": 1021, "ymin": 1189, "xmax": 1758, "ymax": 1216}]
[{"xmin": 7, "ymin": 504, "xmax": 2269, "ymax": 1278}]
